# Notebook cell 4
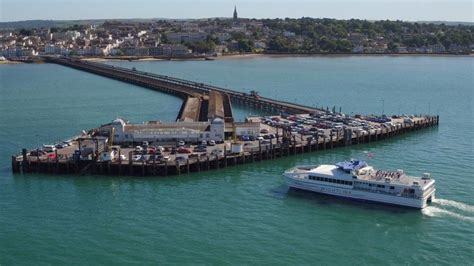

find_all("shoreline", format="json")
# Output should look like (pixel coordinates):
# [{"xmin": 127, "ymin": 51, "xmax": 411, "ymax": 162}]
[
  {"xmin": 3, "ymin": 52, "xmax": 471, "ymax": 65},
  {"xmin": 0, "ymin": 60, "xmax": 22, "ymax": 64},
  {"xmin": 83, "ymin": 52, "xmax": 474, "ymax": 63},
  {"xmin": 218, "ymin": 52, "xmax": 473, "ymax": 59}
]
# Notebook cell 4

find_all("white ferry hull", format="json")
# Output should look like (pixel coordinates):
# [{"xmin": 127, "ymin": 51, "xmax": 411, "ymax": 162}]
[{"xmin": 284, "ymin": 174, "xmax": 434, "ymax": 209}]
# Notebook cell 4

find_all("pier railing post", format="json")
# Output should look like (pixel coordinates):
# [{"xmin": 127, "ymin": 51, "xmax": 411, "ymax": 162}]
[
  {"xmin": 128, "ymin": 151, "xmax": 133, "ymax": 175},
  {"xmin": 22, "ymin": 148, "xmax": 28, "ymax": 172}
]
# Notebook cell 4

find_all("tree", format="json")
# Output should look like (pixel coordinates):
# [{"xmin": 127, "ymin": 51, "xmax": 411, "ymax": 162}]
[
  {"xmin": 268, "ymin": 35, "xmax": 290, "ymax": 52},
  {"xmin": 238, "ymin": 39, "xmax": 254, "ymax": 52},
  {"xmin": 318, "ymin": 36, "xmax": 337, "ymax": 52},
  {"xmin": 388, "ymin": 42, "xmax": 398, "ymax": 52},
  {"xmin": 161, "ymin": 33, "xmax": 169, "ymax": 44},
  {"xmin": 19, "ymin": 28, "xmax": 32, "ymax": 36}
]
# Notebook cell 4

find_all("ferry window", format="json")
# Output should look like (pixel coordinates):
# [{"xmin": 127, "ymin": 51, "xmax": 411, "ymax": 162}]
[
  {"xmin": 390, "ymin": 186, "xmax": 395, "ymax": 190},
  {"xmin": 377, "ymin": 185, "xmax": 385, "ymax": 188},
  {"xmin": 348, "ymin": 182, "xmax": 353, "ymax": 185},
  {"xmin": 336, "ymin": 180, "xmax": 340, "ymax": 184}
]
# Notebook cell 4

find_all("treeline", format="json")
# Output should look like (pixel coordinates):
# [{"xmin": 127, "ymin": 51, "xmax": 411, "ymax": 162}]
[{"xmin": 263, "ymin": 18, "xmax": 474, "ymax": 52}]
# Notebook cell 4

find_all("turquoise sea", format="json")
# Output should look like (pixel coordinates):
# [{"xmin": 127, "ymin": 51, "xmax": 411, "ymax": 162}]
[{"xmin": 0, "ymin": 56, "xmax": 473, "ymax": 264}]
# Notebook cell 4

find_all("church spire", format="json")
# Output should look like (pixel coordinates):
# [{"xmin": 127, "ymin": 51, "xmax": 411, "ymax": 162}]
[{"xmin": 233, "ymin": 5, "xmax": 238, "ymax": 21}]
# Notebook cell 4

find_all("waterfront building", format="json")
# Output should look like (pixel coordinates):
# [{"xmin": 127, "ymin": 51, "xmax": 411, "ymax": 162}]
[
  {"xmin": 348, "ymin": 33, "xmax": 368, "ymax": 45},
  {"xmin": 167, "ymin": 32, "xmax": 207, "ymax": 43},
  {"xmin": 122, "ymin": 47, "xmax": 150, "ymax": 56},
  {"xmin": 396, "ymin": 46, "xmax": 408, "ymax": 53},
  {"xmin": 254, "ymin": 41, "xmax": 267, "ymax": 50},
  {"xmin": 44, "ymin": 44, "xmax": 69, "ymax": 55},
  {"xmin": 103, "ymin": 118, "xmax": 225, "ymax": 143},
  {"xmin": 352, "ymin": 45, "xmax": 364, "ymax": 53},
  {"xmin": 215, "ymin": 32, "xmax": 231, "ymax": 42},
  {"xmin": 234, "ymin": 122, "xmax": 261, "ymax": 137},
  {"xmin": 428, "ymin": 44, "xmax": 445, "ymax": 53}
]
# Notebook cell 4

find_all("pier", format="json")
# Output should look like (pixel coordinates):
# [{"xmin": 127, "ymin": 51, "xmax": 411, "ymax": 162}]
[
  {"xmin": 12, "ymin": 57, "xmax": 440, "ymax": 177},
  {"xmin": 44, "ymin": 57, "xmax": 320, "ymax": 117}
]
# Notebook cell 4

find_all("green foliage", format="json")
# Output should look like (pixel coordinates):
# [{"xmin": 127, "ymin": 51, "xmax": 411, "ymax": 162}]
[
  {"xmin": 185, "ymin": 40, "xmax": 216, "ymax": 54},
  {"xmin": 18, "ymin": 28, "xmax": 32, "ymax": 36},
  {"xmin": 161, "ymin": 33, "xmax": 169, "ymax": 44},
  {"xmin": 238, "ymin": 39, "xmax": 254, "ymax": 52},
  {"xmin": 268, "ymin": 35, "xmax": 291, "ymax": 52},
  {"xmin": 262, "ymin": 18, "xmax": 474, "ymax": 53}
]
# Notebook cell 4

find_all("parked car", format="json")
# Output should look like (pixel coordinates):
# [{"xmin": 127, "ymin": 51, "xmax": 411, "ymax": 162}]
[
  {"xmin": 208, "ymin": 140, "xmax": 216, "ymax": 146},
  {"xmin": 194, "ymin": 145, "xmax": 207, "ymax": 152},
  {"xmin": 177, "ymin": 140, "xmax": 185, "ymax": 146},
  {"xmin": 55, "ymin": 143, "xmax": 65, "ymax": 149},
  {"xmin": 29, "ymin": 149, "xmax": 46, "ymax": 156},
  {"xmin": 61, "ymin": 141, "xmax": 72, "ymax": 147},
  {"xmin": 159, "ymin": 155, "xmax": 171, "ymax": 162},
  {"xmin": 42, "ymin": 145, "xmax": 56, "ymax": 153},
  {"xmin": 177, "ymin": 147, "xmax": 192, "ymax": 154},
  {"xmin": 240, "ymin": 135, "xmax": 250, "ymax": 141}
]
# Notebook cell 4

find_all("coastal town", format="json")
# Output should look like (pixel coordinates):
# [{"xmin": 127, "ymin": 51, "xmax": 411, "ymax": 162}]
[{"xmin": 1, "ymin": 7, "xmax": 473, "ymax": 61}]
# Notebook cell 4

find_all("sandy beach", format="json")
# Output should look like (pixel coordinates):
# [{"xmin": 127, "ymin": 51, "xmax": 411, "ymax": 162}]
[
  {"xmin": 0, "ymin": 60, "xmax": 22, "ymax": 64},
  {"xmin": 78, "ymin": 52, "xmax": 473, "ymax": 64}
]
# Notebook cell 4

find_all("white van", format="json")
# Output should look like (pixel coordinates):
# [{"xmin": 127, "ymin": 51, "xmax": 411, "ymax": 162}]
[{"xmin": 42, "ymin": 145, "xmax": 56, "ymax": 153}]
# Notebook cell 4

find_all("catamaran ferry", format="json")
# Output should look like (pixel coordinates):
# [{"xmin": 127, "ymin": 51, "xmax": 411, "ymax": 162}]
[{"xmin": 283, "ymin": 160, "xmax": 436, "ymax": 209}]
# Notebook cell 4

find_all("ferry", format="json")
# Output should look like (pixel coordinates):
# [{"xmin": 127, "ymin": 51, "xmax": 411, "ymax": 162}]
[{"xmin": 283, "ymin": 160, "xmax": 435, "ymax": 209}]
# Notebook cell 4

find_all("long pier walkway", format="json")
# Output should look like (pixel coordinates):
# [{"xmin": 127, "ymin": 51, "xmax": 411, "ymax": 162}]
[{"xmin": 45, "ymin": 57, "xmax": 320, "ymax": 116}]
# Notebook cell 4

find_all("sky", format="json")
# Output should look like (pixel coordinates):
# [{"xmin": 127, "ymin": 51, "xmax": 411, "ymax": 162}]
[{"xmin": 0, "ymin": 0, "xmax": 472, "ymax": 22}]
